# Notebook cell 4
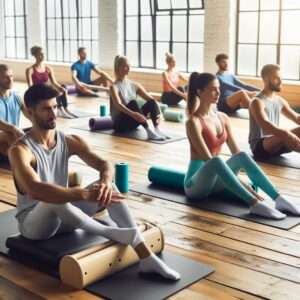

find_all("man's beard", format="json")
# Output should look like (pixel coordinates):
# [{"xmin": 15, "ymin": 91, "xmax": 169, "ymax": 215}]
[
  {"xmin": 36, "ymin": 118, "xmax": 56, "ymax": 130},
  {"xmin": 270, "ymin": 83, "xmax": 281, "ymax": 92}
]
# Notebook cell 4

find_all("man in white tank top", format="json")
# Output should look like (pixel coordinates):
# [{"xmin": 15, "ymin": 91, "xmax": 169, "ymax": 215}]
[
  {"xmin": 249, "ymin": 64, "xmax": 300, "ymax": 159},
  {"xmin": 8, "ymin": 84, "xmax": 180, "ymax": 281}
]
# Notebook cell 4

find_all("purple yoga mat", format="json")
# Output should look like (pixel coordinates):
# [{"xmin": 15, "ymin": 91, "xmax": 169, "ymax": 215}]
[
  {"xmin": 89, "ymin": 117, "xmax": 114, "ymax": 130},
  {"xmin": 65, "ymin": 84, "xmax": 77, "ymax": 94}
]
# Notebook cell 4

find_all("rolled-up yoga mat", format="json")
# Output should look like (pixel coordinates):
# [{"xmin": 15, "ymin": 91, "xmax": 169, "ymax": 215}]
[
  {"xmin": 163, "ymin": 109, "xmax": 184, "ymax": 122},
  {"xmin": 89, "ymin": 117, "xmax": 114, "ymax": 131},
  {"xmin": 148, "ymin": 166, "xmax": 185, "ymax": 190},
  {"xmin": 137, "ymin": 98, "xmax": 168, "ymax": 114},
  {"xmin": 159, "ymin": 103, "xmax": 168, "ymax": 114},
  {"xmin": 115, "ymin": 162, "xmax": 129, "ymax": 193},
  {"xmin": 59, "ymin": 223, "xmax": 164, "ymax": 289},
  {"xmin": 65, "ymin": 84, "xmax": 77, "ymax": 95},
  {"xmin": 99, "ymin": 104, "xmax": 108, "ymax": 116}
]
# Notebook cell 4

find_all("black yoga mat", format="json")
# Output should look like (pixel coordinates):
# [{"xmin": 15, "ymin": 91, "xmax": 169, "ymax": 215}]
[
  {"xmin": 239, "ymin": 142, "xmax": 300, "ymax": 169},
  {"xmin": 0, "ymin": 156, "xmax": 10, "ymax": 170},
  {"xmin": 131, "ymin": 183, "xmax": 300, "ymax": 230},
  {"xmin": 0, "ymin": 209, "xmax": 214, "ymax": 300},
  {"xmin": 72, "ymin": 123, "xmax": 186, "ymax": 144}
]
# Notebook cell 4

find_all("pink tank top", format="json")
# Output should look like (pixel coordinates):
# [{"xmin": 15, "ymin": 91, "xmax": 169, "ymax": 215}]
[
  {"xmin": 163, "ymin": 71, "xmax": 180, "ymax": 92},
  {"xmin": 31, "ymin": 67, "xmax": 49, "ymax": 85}
]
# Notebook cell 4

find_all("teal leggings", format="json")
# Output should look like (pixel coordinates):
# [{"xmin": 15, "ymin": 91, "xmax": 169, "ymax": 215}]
[{"xmin": 184, "ymin": 152, "xmax": 279, "ymax": 204}]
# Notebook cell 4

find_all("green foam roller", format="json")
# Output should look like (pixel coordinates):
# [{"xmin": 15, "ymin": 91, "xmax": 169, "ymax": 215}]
[
  {"xmin": 115, "ymin": 162, "xmax": 129, "ymax": 193},
  {"xmin": 163, "ymin": 109, "xmax": 184, "ymax": 122},
  {"xmin": 158, "ymin": 103, "xmax": 168, "ymax": 114},
  {"xmin": 148, "ymin": 166, "xmax": 185, "ymax": 191},
  {"xmin": 136, "ymin": 98, "xmax": 146, "ymax": 109}
]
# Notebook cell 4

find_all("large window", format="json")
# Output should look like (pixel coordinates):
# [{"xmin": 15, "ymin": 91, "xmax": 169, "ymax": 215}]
[
  {"xmin": 124, "ymin": 0, "xmax": 205, "ymax": 72},
  {"xmin": 45, "ymin": 0, "xmax": 98, "ymax": 63},
  {"xmin": 3, "ymin": 0, "xmax": 28, "ymax": 59},
  {"xmin": 237, "ymin": 0, "xmax": 300, "ymax": 80}
]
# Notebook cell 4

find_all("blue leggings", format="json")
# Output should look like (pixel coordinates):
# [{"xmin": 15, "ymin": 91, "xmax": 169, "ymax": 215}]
[{"xmin": 184, "ymin": 152, "xmax": 279, "ymax": 204}]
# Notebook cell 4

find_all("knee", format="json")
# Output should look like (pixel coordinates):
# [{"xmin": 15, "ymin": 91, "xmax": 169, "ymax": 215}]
[
  {"xmin": 234, "ymin": 151, "xmax": 252, "ymax": 163},
  {"xmin": 210, "ymin": 156, "xmax": 224, "ymax": 167},
  {"xmin": 128, "ymin": 100, "xmax": 140, "ymax": 111}
]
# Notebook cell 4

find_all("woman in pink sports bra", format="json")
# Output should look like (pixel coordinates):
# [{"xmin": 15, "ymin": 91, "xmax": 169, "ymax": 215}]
[
  {"xmin": 161, "ymin": 53, "xmax": 188, "ymax": 106},
  {"xmin": 26, "ymin": 46, "xmax": 77, "ymax": 118},
  {"xmin": 184, "ymin": 72, "xmax": 295, "ymax": 220}
]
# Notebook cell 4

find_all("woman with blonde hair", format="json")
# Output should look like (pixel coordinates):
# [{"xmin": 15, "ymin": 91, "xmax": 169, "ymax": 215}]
[
  {"xmin": 110, "ymin": 55, "xmax": 169, "ymax": 140},
  {"xmin": 26, "ymin": 46, "xmax": 77, "ymax": 118},
  {"xmin": 184, "ymin": 72, "xmax": 300, "ymax": 219},
  {"xmin": 161, "ymin": 52, "xmax": 188, "ymax": 106}
]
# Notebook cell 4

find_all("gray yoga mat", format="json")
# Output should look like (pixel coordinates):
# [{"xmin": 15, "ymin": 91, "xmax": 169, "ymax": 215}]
[
  {"xmin": 131, "ymin": 183, "xmax": 300, "ymax": 230},
  {"xmin": 69, "ymin": 110, "xmax": 97, "ymax": 118},
  {"xmin": 0, "ymin": 209, "xmax": 214, "ymax": 300},
  {"xmin": 239, "ymin": 142, "xmax": 300, "ymax": 169},
  {"xmin": 72, "ymin": 123, "xmax": 186, "ymax": 144},
  {"xmin": 227, "ymin": 109, "xmax": 249, "ymax": 119}
]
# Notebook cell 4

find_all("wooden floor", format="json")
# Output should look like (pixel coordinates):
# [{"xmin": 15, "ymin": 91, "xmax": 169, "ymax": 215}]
[{"xmin": 1, "ymin": 83, "xmax": 300, "ymax": 299}]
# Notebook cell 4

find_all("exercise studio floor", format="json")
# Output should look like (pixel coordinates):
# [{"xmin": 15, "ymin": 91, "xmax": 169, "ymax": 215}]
[{"xmin": 1, "ymin": 82, "xmax": 300, "ymax": 300}]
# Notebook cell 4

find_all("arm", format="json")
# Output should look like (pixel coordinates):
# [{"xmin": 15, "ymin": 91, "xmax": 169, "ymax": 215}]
[
  {"xmin": 281, "ymin": 98, "xmax": 300, "ymax": 125},
  {"xmin": 110, "ymin": 85, "xmax": 147, "ymax": 123},
  {"xmin": 162, "ymin": 72, "xmax": 187, "ymax": 99},
  {"xmin": 178, "ymin": 72, "xmax": 189, "ymax": 84},
  {"xmin": 186, "ymin": 118, "xmax": 213, "ymax": 160},
  {"xmin": 218, "ymin": 77, "xmax": 241, "ymax": 93},
  {"xmin": 47, "ymin": 66, "xmax": 64, "ymax": 92},
  {"xmin": 135, "ymin": 82, "xmax": 157, "ymax": 102},
  {"xmin": 71, "ymin": 69, "xmax": 84, "ymax": 87},
  {"xmin": 9, "ymin": 143, "xmax": 84, "ymax": 204},
  {"xmin": 222, "ymin": 113, "xmax": 240, "ymax": 154},
  {"xmin": 93, "ymin": 67, "xmax": 113, "ymax": 85},
  {"xmin": 233, "ymin": 77, "xmax": 260, "ymax": 92},
  {"xmin": 25, "ymin": 67, "xmax": 33, "ymax": 87}
]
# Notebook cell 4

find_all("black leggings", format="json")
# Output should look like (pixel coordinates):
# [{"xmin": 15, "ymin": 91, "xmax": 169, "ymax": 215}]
[
  {"xmin": 113, "ymin": 100, "xmax": 160, "ymax": 132},
  {"xmin": 161, "ymin": 86, "xmax": 185, "ymax": 106},
  {"xmin": 56, "ymin": 91, "xmax": 68, "ymax": 108}
]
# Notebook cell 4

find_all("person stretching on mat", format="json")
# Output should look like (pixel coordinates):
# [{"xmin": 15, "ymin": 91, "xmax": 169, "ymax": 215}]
[
  {"xmin": 110, "ymin": 55, "xmax": 169, "ymax": 141},
  {"xmin": 216, "ymin": 53, "xmax": 260, "ymax": 114},
  {"xmin": 184, "ymin": 72, "xmax": 300, "ymax": 218},
  {"xmin": 249, "ymin": 64, "xmax": 300, "ymax": 160},
  {"xmin": 161, "ymin": 52, "xmax": 188, "ymax": 106},
  {"xmin": 0, "ymin": 64, "xmax": 29, "ymax": 158},
  {"xmin": 26, "ymin": 46, "xmax": 76, "ymax": 119},
  {"xmin": 71, "ymin": 47, "xmax": 113, "ymax": 97},
  {"xmin": 9, "ymin": 83, "xmax": 180, "ymax": 281}
]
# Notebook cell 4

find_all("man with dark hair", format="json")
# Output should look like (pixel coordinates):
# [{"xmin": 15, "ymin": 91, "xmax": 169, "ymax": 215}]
[
  {"xmin": 249, "ymin": 64, "xmax": 300, "ymax": 159},
  {"xmin": 9, "ymin": 83, "xmax": 180, "ymax": 281},
  {"xmin": 71, "ymin": 47, "xmax": 113, "ymax": 96},
  {"xmin": 0, "ymin": 64, "xmax": 29, "ymax": 157},
  {"xmin": 215, "ymin": 53, "xmax": 260, "ymax": 114}
]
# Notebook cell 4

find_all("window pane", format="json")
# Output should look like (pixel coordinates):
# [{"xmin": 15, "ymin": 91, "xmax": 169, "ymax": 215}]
[
  {"xmin": 141, "ymin": 16, "xmax": 153, "ymax": 41},
  {"xmin": 156, "ymin": 42, "xmax": 170, "ymax": 69},
  {"xmin": 70, "ymin": 19, "xmax": 78, "ymax": 39},
  {"xmin": 259, "ymin": 11, "xmax": 279, "ymax": 44},
  {"xmin": 189, "ymin": 15, "xmax": 204, "ymax": 42},
  {"xmin": 91, "ymin": 40, "xmax": 98, "ymax": 62},
  {"xmin": 55, "ymin": 0, "xmax": 61, "ymax": 17},
  {"xmin": 63, "ymin": 19, "xmax": 70, "ymax": 39},
  {"xmin": 173, "ymin": 43, "xmax": 187, "ymax": 71},
  {"xmin": 156, "ymin": 0, "xmax": 172, "ymax": 10},
  {"xmin": 156, "ymin": 16, "xmax": 170, "ymax": 41},
  {"xmin": 15, "ymin": 0, "xmax": 25, "ymax": 15},
  {"xmin": 239, "ymin": 0, "xmax": 259, "ymax": 11},
  {"xmin": 64, "ymin": 40, "xmax": 70, "ymax": 61},
  {"xmin": 5, "ymin": 17, "xmax": 15, "ymax": 36},
  {"xmin": 46, "ymin": 0, "xmax": 55, "ymax": 18},
  {"xmin": 69, "ymin": 0, "xmax": 78, "ymax": 17},
  {"xmin": 188, "ymin": 43, "xmax": 203, "ymax": 72},
  {"xmin": 260, "ymin": 0, "xmax": 280, "ymax": 10},
  {"xmin": 126, "ymin": 0, "xmax": 139, "ymax": 15},
  {"xmin": 62, "ymin": 0, "xmax": 69, "ymax": 17},
  {"xmin": 280, "ymin": 46, "xmax": 300, "ymax": 80},
  {"xmin": 81, "ymin": 0, "xmax": 91, "ymax": 17},
  {"xmin": 172, "ymin": 0, "xmax": 188, "ymax": 10},
  {"xmin": 189, "ymin": 0, "xmax": 204, "ymax": 9},
  {"xmin": 237, "ymin": 44, "xmax": 257, "ymax": 76},
  {"xmin": 48, "ymin": 40, "xmax": 56, "ymax": 61},
  {"xmin": 141, "ymin": 42, "xmax": 154, "ymax": 67},
  {"xmin": 82, "ymin": 19, "xmax": 91, "ymax": 40},
  {"xmin": 126, "ymin": 17, "xmax": 138, "ymax": 40},
  {"xmin": 92, "ymin": 18, "xmax": 98, "ymax": 39},
  {"xmin": 91, "ymin": 0, "xmax": 98, "ymax": 17},
  {"xmin": 258, "ymin": 45, "xmax": 277, "ymax": 75},
  {"xmin": 6, "ymin": 38, "xmax": 16, "ymax": 58},
  {"xmin": 238, "ymin": 12, "xmax": 258, "ymax": 43},
  {"xmin": 281, "ymin": 11, "xmax": 300, "ymax": 44},
  {"xmin": 70, "ymin": 41, "xmax": 78, "ymax": 60},
  {"xmin": 282, "ymin": 0, "xmax": 300, "ymax": 9},
  {"xmin": 5, "ymin": 0, "xmax": 14, "ymax": 15},
  {"xmin": 173, "ymin": 15, "xmax": 187, "ymax": 42},
  {"xmin": 56, "ymin": 18, "xmax": 63, "ymax": 39},
  {"xmin": 47, "ymin": 19, "xmax": 55, "ymax": 39},
  {"xmin": 126, "ymin": 42, "xmax": 139, "ymax": 67},
  {"xmin": 140, "ymin": 0, "xmax": 151, "ymax": 14},
  {"xmin": 56, "ymin": 40, "xmax": 63, "ymax": 61}
]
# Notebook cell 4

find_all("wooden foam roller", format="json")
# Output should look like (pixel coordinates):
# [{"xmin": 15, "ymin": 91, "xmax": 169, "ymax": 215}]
[{"xmin": 59, "ymin": 223, "xmax": 164, "ymax": 289}]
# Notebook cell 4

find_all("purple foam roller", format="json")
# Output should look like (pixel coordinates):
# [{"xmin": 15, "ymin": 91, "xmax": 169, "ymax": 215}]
[{"xmin": 89, "ymin": 117, "xmax": 114, "ymax": 130}]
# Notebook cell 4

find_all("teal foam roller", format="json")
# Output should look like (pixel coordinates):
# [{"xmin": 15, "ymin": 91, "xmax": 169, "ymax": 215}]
[
  {"xmin": 115, "ymin": 162, "xmax": 129, "ymax": 193},
  {"xmin": 163, "ymin": 109, "xmax": 184, "ymax": 122},
  {"xmin": 158, "ymin": 103, "xmax": 168, "ymax": 114},
  {"xmin": 148, "ymin": 166, "xmax": 185, "ymax": 191}
]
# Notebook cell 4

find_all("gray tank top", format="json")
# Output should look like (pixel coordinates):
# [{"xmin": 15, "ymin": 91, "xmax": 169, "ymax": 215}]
[
  {"xmin": 249, "ymin": 92, "xmax": 283, "ymax": 150},
  {"xmin": 16, "ymin": 130, "xmax": 69, "ymax": 219},
  {"xmin": 110, "ymin": 79, "xmax": 137, "ymax": 121}
]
